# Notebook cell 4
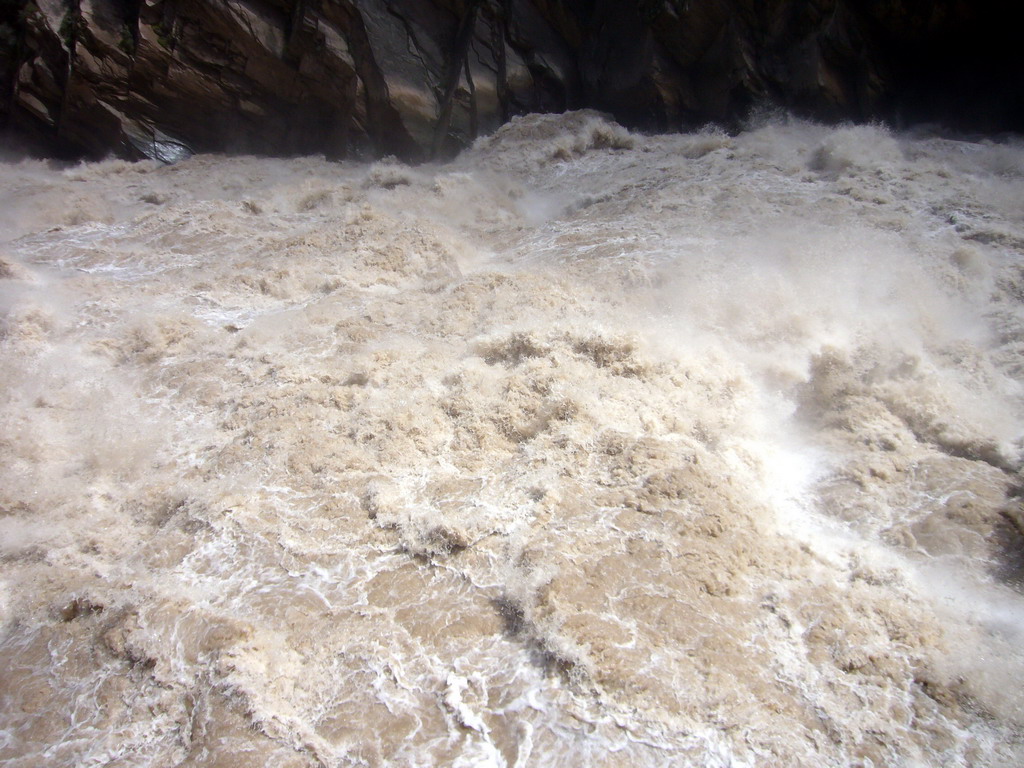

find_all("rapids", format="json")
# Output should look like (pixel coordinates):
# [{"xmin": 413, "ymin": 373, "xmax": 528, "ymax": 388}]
[{"xmin": 1, "ymin": 112, "xmax": 1023, "ymax": 766}]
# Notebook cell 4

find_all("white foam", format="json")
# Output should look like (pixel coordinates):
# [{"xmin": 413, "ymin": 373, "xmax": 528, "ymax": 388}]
[{"xmin": 2, "ymin": 113, "xmax": 1024, "ymax": 766}]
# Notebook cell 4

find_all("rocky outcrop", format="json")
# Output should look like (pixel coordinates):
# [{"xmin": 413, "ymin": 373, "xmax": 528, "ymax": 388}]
[{"xmin": 1, "ymin": 0, "xmax": 1020, "ymax": 161}]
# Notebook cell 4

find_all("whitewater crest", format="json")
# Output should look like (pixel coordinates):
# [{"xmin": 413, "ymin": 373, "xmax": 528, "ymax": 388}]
[{"xmin": 2, "ymin": 112, "xmax": 1024, "ymax": 766}]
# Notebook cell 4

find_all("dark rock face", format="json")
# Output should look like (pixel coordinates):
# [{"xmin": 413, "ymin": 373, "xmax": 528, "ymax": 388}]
[{"xmin": 1, "ymin": 0, "xmax": 1020, "ymax": 161}]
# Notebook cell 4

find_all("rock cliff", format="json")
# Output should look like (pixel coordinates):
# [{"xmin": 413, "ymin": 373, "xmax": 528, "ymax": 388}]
[{"xmin": 1, "ymin": 0, "xmax": 1019, "ymax": 160}]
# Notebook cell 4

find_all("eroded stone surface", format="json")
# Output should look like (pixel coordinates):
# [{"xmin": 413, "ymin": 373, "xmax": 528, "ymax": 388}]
[{"xmin": 1, "ymin": 1, "xmax": 1020, "ymax": 160}]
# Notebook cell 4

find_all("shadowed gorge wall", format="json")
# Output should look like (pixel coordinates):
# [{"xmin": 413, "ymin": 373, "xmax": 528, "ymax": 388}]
[{"xmin": 1, "ymin": 1, "xmax": 1021, "ymax": 159}]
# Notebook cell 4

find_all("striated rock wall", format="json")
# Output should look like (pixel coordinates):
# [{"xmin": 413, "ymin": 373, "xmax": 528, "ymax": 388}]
[{"xmin": 0, "ymin": 0, "xmax": 1020, "ymax": 160}]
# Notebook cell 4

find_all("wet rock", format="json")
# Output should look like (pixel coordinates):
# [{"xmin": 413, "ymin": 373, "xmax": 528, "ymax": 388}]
[{"xmin": 1, "ymin": 1, "xmax": 1020, "ymax": 161}]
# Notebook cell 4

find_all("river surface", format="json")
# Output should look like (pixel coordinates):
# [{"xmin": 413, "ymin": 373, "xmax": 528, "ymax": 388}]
[{"xmin": 2, "ymin": 112, "xmax": 1024, "ymax": 766}]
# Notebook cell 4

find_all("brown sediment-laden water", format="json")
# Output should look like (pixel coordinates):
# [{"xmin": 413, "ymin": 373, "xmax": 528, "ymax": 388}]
[{"xmin": 1, "ymin": 112, "xmax": 1023, "ymax": 766}]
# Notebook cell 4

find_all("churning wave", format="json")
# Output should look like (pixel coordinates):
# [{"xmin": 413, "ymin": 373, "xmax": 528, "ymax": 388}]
[{"xmin": 2, "ymin": 111, "xmax": 1023, "ymax": 766}]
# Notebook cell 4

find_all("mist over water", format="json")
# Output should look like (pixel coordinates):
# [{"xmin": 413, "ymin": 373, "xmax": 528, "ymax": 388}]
[{"xmin": 2, "ymin": 112, "xmax": 1024, "ymax": 766}]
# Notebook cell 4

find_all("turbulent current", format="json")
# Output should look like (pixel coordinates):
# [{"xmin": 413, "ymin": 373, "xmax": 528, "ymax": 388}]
[{"xmin": 2, "ymin": 112, "xmax": 1024, "ymax": 767}]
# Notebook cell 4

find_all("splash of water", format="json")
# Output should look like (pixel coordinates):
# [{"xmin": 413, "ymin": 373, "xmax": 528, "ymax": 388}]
[{"xmin": 2, "ymin": 112, "xmax": 1023, "ymax": 766}]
